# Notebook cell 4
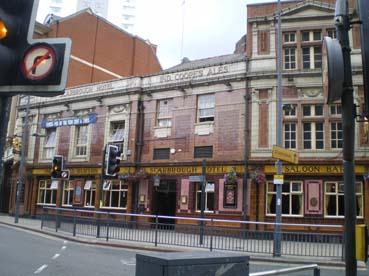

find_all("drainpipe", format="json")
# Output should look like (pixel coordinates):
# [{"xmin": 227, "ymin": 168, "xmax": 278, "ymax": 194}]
[
  {"xmin": 134, "ymin": 93, "xmax": 144, "ymax": 214},
  {"xmin": 243, "ymin": 57, "xmax": 250, "ymax": 224}
]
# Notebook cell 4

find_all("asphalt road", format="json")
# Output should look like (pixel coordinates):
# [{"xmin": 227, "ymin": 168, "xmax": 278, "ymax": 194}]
[
  {"xmin": 0, "ymin": 224, "xmax": 367, "ymax": 276},
  {"xmin": 0, "ymin": 225, "xmax": 137, "ymax": 276}
]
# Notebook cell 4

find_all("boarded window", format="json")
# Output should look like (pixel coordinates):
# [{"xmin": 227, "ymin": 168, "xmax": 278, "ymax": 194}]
[
  {"xmin": 194, "ymin": 146, "xmax": 213, "ymax": 158},
  {"xmin": 153, "ymin": 148, "xmax": 170, "ymax": 160}
]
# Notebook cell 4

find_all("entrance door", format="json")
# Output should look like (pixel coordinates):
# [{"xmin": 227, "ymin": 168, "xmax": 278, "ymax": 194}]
[{"xmin": 153, "ymin": 180, "xmax": 176, "ymax": 225}]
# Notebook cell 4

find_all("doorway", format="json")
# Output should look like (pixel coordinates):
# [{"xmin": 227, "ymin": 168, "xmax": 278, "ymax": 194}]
[{"xmin": 153, "ymin": 180, "xmax": 177, "ymax": 225}]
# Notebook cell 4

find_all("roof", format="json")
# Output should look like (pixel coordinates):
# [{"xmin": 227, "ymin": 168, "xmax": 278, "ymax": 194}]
[{"xmin": 163, "ymin": 53, "xmax": 247, "ymax": 73}]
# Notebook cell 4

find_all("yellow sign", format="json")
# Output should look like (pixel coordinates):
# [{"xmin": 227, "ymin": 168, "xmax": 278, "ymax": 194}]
[
  {"xmin": 273, "ymin": 174, "xmax": 284, "ymax": 184},
  {"xmin": 272, "ymin": 145, "xmax": 299, "ymax": 164},
  {"xmin": 265, "ymin": 165, "xmax": 366, "ymax": 175}
]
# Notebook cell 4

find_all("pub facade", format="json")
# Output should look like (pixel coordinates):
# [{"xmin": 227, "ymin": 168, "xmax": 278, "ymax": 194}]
[{"xmin": 4, "ymin": 0, "xmax": 369, "ymax": 230}]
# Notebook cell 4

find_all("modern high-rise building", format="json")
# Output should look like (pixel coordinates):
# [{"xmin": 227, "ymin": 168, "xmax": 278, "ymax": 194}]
[{"xmin": 37, "ymin": 0, "xmax": 136, "ymax": 33}]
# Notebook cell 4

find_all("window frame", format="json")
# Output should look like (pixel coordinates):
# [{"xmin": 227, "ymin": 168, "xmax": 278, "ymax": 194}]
[
  {"xmin": 62, "ymin": 181, "xmax": 74, "ymax": 206},
  {"xmin": 197, "ymin": 94, "xmax": 215, "ymax": 123},
  {"xmin": 84, "ymin": 180, "xmax": 96, "ymax": 208},
  {"xmin": 102, "ymin": 180, "xmax": 128, "ymax": 209},
  {"xmin": 156, "ymin": 99, "xmax": 173, "ymax": 127},
  {"xmin": 37, "ymin": 180, "xmax": 57, "ymax": 205},
  {"xmin": 266, "ymin": 181, "xmax": 303, "ymax": 217},
  {"xmin": 324, "ymin": 182, "xmax": 364, "ymax": 218}
]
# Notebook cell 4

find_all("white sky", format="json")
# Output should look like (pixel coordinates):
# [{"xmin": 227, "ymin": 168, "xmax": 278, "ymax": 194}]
[{"xmin": 36, "ymin": 0, "xmax": 274, "ymax": 69}]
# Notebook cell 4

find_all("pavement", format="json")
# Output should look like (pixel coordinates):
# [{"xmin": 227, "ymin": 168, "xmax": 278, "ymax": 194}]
[{"xmin": 0, "ymin": 213, "xmax": 367, "ymax": 269}]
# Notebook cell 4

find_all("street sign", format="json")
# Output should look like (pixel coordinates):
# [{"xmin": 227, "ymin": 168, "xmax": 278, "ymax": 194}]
[
  {"xmin": 273, "ymin": 174, "xmax": 284, "ymax": 185},
  {"xmin": 60, "ymin": 170, "xmax": 70, "ymax": 180},
  {"xmin": 272, "ymin": 145, "xmax": 299, "ymax": 164},
  {"xmin": 21, "ymin": 43, "xmax": 57, "ymax": 81},
  {"xmin": 189, "ymin": 175, "xmax": 204, "ymax": 182}
]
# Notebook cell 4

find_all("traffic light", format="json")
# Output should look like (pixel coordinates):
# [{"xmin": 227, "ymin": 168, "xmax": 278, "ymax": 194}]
[
  {"xmin": 106, "ymin": 145, "xmax": 121, "ymax": 176},
  {"xmin": 51, "ymin": 155, "xmax": 64, "ymax": 179},
  {"xmin": 0, "ymin": 0, "xmax": 71, "ymax": 96},
  {"xmin": 322, "ymin": 36, "xmax": 344, "ymax": 104},
  {"xmin": 358, "ymin": 0, "xmax": 369, "ymax": 117}
]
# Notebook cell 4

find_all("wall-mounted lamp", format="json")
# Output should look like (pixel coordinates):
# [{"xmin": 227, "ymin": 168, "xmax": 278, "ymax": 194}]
[
  {"xmin": 64, "ymin": 103, "xmax": 70, "ymax": 111},
  {"xmin": 225, "ymin": 82, "xmax": 233, "ymax": 92},
  {"xmin": 170, "ymin": 148, "xmax": 176, "ymax": 154},
  {"xmin": 179, "ymin": 87, "xmax": 186, "ymax": 94},
  {"xmin": 96, "ymin": 97, "xmax": 103, "ymax": 106},
  {"xmin": 139, "ymin": 194, "xmax": 146, "ymax": 203}
]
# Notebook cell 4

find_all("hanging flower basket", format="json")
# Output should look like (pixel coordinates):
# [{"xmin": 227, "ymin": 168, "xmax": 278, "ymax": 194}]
[
  {"xmin": 251, "ymin": 170, "xmax": 266, "ymax": 184},
  {"xmin": 224, "ymin": 168, "xmax": 237, "ymax": 184}
]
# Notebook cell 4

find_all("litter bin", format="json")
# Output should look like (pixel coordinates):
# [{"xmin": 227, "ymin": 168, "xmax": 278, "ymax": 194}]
[{"xmin": 135, "ymin": 251, "xmax": 249, "ymax": 276}]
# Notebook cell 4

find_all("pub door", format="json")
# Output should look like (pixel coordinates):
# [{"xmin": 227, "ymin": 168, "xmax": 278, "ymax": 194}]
[{"xmin": 153, "ymin": 179, "xmax": 177, "ymax": 225}]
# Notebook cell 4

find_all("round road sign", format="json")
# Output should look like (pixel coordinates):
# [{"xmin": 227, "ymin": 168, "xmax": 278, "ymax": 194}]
[{"xmin": 21, "ymin": 43, "xmax": 57, "ymax": 81}]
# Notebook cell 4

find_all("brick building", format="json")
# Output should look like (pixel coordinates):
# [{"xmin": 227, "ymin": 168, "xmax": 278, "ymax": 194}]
[
  {"xmin": 4, "ymin": 0, "xmax": 369, "ymax": 230},
  {"xmin": 246, "ymin": 0, "xmax": 368, "ymax": 228},
  {"xmin": 1, "ymin": 8, "xmax": 161, "ymax": 215},
  {"xmin": 37, "ymin": 8, "xmax": 161, "ymax": 87}
]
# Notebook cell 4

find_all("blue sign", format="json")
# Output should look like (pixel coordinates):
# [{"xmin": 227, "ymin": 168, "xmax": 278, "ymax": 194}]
[{"xmin": 41, "ymin": 113, "xmax": 97, "ymax": 128}]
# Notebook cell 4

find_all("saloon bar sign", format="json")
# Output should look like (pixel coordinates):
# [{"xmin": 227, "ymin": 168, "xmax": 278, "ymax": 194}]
[{"xmin": 41, "ymin": 113, "xmax": 97, "ymax": 128}]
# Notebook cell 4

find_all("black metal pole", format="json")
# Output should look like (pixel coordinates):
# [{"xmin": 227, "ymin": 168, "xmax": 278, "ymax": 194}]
[
  {"xmin": 0, "ymin": 96, "xmax": 12, "ymax": 212},
  {"xmin": 199, "ymin": 159, "xmax": 206, "ymax": 245},
  {"xmin": 97, "ymin": 144, "xmax": 106, "ymax": 238},
  {"xmin": 335, "ymin": 1, "xmax": 357, "ymax": 275},
  {"xmin": 15, "ymin": 95, "xmax": 31, "ymax": 223}
]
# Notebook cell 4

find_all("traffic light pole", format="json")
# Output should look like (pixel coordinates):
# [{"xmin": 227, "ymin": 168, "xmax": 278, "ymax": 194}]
[
  {"xmin": 97, "ymin": 144, "xmax": 106, "ymax": 238},
  {"xmin": 335, "ymin": 1, "xmax": 357, "ymax": 275},
  {"xmin": 15, "ymin": 95, "xmax": 30, "ymax": 223},
  {"xmin": 0, "ymin": 96, "xmax": 12, "ymax": 212}
]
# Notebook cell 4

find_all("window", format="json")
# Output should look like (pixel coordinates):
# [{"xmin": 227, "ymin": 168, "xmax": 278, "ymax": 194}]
[
  {"xmin": 325, "ymin": 182, "xmax": 363, "ymax": 217},
  {"xmin": 153, "ymin": 148, "xmax": 170, "ymax": 160},
  {"xmin": 195, "ymin": 182, "xmax": 215, "ymax": 212},
  {"xmin": 37, "ymin": 180, "xmax": 57, "ymax": 205},
  {"xmin": 74, "ymin": 125, "xmax": 88, "ymax": 156},
  {"xmin": 284, "ymin": 123, "xmax": 297, "ymax": 149},
  {"xmin": 302, "ymin": 105, "xmax": 324, "ymax": 149},
  {"xmin": 197, "ymin": 94, "xmax": 215, "ymax": 122},
  {"xmin": 302, "ymin": 46, "xmax": 322, "ymax": 69},
  {"xmin": 43, "ymin": 128, "xmax": 56, "ymax": 159},
  {"xmin": 284, "ymin": 48, "xmax": 296, "ymax": 70},
  {"xmin": 284, "ymin": 32, "xmax": 296, "ymax": 43},
  {"xmin": 327, "ymin": 29, "xmax": 337, "ymax": 39},
  {"xmin": 108, "ymin": 121, "xmax": 125, "ymax": 153},
  {"xmin": 301, "ymin": 30, "xmax": 321, "ymax": 42},
  {"xmin": 84, "ymin": 180, "xmax": 96, "ymax": 207},
  {"xmin": 303, "ymin": 122, "xmax": 324, "ymax": 149},
  {"xmin": 62, "ymin": 181, "xmax": 74, "ymax": 206},
  {"xmin": 303, "ymin": 105, "xmax": 324, "ymax": 117},
  {"xmin": 331, "ymin": 122, "xmax": 343, "ymax": 149},
  {"xmin": 283, "ymin": 104, "xmax": 296, "ymax": 117},
  {"xmin": 330, "ymin": 104, "xmax": 342, "ymax": 116},
  {"xmin": 266, "ymin": 181, "xmax": 303, "ymax": 216},
  {"xmin": 157, "ymin": 99, "xmax": 173, "ymax": 127},
  {"xmin": 102, "ymin": 181, "xmax": 128, "ymax": 209},
  {"xmin": 194, "ymin": 146, "xmax": 213, "ymax": 158}
]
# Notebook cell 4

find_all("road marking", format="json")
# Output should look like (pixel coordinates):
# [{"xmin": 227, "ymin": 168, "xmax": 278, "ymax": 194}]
[
  {"xmin": 52, "ymin": 253, "xmax": 60, "ymax": 260},
  {"xmin": 63, "ymin": 240, "xmax": 68, "ymax": 245},
  {"xmin": 34, "ymin": 264, "xmax": 48, "ymax": 274},
  {"xmin": 61, "ymin": 246, "xmax": 67, "ymax": 250},
  {"xmin": 120, "ymin": 259, "xmax": 136, "ymax": 266}
]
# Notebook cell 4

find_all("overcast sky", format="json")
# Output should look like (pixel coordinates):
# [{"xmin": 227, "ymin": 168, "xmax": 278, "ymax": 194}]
[{"xmin": 37, "ymin": 0, "xmax": 274, "ymax": 69}]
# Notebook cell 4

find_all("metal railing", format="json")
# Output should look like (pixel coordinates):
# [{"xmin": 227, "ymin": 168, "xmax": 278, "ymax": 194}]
[
  {"xmin": 41, "ymin": 207, "xmax": 344, "ymax": 259},
  {"xmin": 250, "ymin": 264, "xmax": 320, "ymax": 276}
]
